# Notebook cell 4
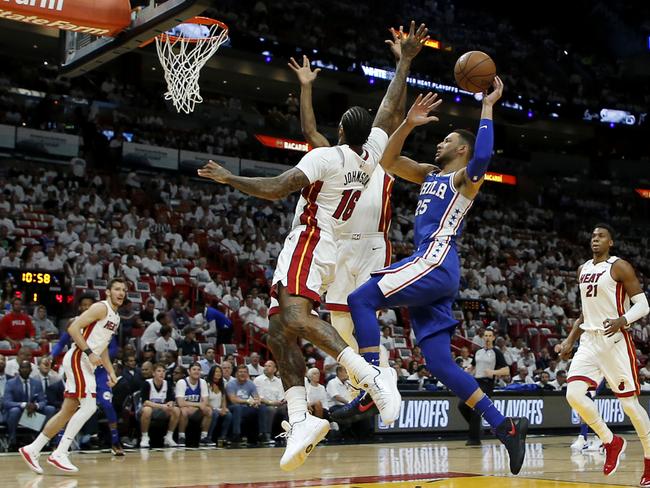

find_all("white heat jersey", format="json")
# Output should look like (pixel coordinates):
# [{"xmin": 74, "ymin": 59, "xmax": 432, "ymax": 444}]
[
  {"xmin": 291, "ymin": 127, "xmax": 389, "ymax": 238},
  {"xmin": 340, "ymin": 164, "xmax": 394, "ymax": 235},
  {"xmin": 74, "ymin": 300, "xmax": 121, "ymax": 355},
  {"xmin": 579, "ymin": 256, "xmax": 630, "ymax": 331}
]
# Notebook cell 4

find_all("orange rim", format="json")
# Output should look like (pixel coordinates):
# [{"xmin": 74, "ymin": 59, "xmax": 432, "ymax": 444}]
[{"xmin": 158, "ymin": 16, "xmax": 228, "ymax": 44}]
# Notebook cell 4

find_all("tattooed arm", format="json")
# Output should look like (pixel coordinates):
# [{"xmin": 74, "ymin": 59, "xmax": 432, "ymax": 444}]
[{"xmin": 198, "ymin": 161, "xmax": 309, "ymax": 201}]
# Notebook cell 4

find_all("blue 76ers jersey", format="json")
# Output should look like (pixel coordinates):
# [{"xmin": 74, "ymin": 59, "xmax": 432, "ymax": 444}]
[{"xmin": 413, "ymin": 171, "xmax": 473, "ymax": 249}]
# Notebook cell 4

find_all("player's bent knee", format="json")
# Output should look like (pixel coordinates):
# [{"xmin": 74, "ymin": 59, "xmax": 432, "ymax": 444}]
[
  {"xmin": 618, "ymin": 395, "xmax": 641, "ymax": 413},
  {"xmin": 566, "ymin": 381, "xmax": 589, "ymax": 405}
]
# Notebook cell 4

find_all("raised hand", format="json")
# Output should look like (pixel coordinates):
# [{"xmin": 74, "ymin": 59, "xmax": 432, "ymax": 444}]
[
  {"xmin": 197, "ymin": 160, "xmax": 232, "ymax": 184},
  {"xmin": 400, "ymin": 21, "xmax": 429, "ymax": 61},
  {"xmin": 385, "ymin": 26, "xmax": 403, "ymax": 62},
  {"xmin": 288, "ymin": 55, "xmax": 321, "ymax": 86},
  {"xmin": 482, "ymin": 75, "xmax": 504, "ymax": 106},
  {"xmin": 405, "ymin": 92, "xmax": 442, "ymax": 127}
]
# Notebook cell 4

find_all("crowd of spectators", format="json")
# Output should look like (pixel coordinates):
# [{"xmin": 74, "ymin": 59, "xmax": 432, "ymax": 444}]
[{"xmin": 0, "ymin": 155, "xmax": 648, "ymax": 450}]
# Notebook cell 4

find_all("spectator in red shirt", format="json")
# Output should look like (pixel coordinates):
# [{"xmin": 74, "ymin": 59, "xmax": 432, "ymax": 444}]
[{"xmin": 0, "ymin": 298, "xmax": 38, "ymax": 350}]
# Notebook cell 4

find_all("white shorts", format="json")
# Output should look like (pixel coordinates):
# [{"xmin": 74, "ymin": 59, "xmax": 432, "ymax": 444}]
[
  {"xmin": 567, "ymin": 329, "xmax": 640, "ymax": 397},
  {"xmin": 62, "ymin": 347, "xmax": 97, "ymax": 399},
  {"xmin": 269, "ymin": 225, "xmax": 337, "ymax": 316},
  {"xmin": 325, "ymin": 233, "xmax": 390, "ymax": 312}
]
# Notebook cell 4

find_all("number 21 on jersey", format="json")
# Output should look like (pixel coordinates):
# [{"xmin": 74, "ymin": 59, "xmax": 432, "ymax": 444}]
[
  {"xmin": 333, "ymin": 189, "xmax": 361, "ymax": 221},
  {"xmin": 415, "ymin": 198, "xmax": 430, "ymax": 216}
]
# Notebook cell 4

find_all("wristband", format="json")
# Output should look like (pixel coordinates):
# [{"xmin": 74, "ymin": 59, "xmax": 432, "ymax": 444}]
[{"xmin": 84, "ymin": 348, "xmax": 93, "ymax": 356}]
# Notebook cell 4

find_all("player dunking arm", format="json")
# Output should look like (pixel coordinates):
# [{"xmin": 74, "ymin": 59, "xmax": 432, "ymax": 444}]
[
  {"xmin": 343, "ymin": 77, "xmax": 530, "ymax": 476},
  {"xmin": 20, "ymin": 278, "xmax": 126, "ymax": 474},
  {"xmin": 559, "ymin": 224, "xmax": 650, "ymax": 486},
  {"xmin": 288, "ymin": 28, "xmax": 437, "ymax": 423},
  {"xmin": 199, "ymin": 21, "xmax": 430, "ymax": 472}
]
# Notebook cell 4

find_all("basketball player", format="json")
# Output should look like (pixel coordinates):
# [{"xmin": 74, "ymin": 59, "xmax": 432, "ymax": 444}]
[
  {"xmin": 199, "ymin": 21, "xmax": 430, "ymax": 472},
  {"xmin": 50, "ymin": 293, "xmax": 125, "ymax": 456},
  {"xmin": 559, "ymin": 224, "xmax": 650, "ymax": 485},
  {"xmin": 343, "ymin": 78, "xmax": 530, "ymax": 476},
  {"xmin": 20, "ymin": 277, "xmax": 126, "ymax": 474}
]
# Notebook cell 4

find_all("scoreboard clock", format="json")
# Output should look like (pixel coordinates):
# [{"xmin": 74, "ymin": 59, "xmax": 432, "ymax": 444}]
[{"xmin": 1, "ymin": 268, "xmax": 73, "ymax": 310}]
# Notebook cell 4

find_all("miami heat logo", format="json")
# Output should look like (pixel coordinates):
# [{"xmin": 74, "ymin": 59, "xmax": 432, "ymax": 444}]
[
  {"xmin": 618, "ymin": 381, "xmax": 625, "ymax": 391},
  {"xmin": 104, "ymin": 321, "xmax": 118, "ymax": 331}
]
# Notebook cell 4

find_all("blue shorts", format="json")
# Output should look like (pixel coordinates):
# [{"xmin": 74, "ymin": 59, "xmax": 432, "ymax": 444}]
[{"xmin": 371, "ymin": 238, "xmax": 459, "ymax": 340}]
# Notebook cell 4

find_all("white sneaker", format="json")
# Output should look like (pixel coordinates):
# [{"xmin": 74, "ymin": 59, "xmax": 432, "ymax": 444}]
[
  {"xmin": 140, "ymin": 436, "xmax": 150, "ymax": 448},
  {"xmin": 19, "ymin": 446, "xmax": 43, "ymax": 474},
  {"xmin": 163, "ymin": 436, "xmax": 178, "ymax": 447},
  {"xmin": 357, "ymin": 366, "xmax": 401, "ymax": 425},
  {"xmin": 571, "ymin": 435, "xmax": 588, "ymax": 451},
  {"xmin": 47, "ymin": 451, "xmax": 79, "ymax": 473},
  {"xmin": 585, "ymin": 438, "xmax": 603, "ymax": 452},
  {"xmin": 277, "ymin": 414, "xmax": 330, "ymax": 472}
]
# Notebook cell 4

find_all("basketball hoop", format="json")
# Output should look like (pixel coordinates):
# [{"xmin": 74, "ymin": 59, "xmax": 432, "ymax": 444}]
[{"xmin": 153, "ymin": 16, "xmax": 228, "ymax": 114}]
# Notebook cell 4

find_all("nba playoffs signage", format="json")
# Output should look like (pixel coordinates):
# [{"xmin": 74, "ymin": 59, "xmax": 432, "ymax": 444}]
[
  {"xmin": 15, "ymin": 127, "xmax": 79, "ymax": 157},
  {"xmin": 122, "ymin": 142, "xmax": 178, "ymax": 170},
  {"xmin": 375, "ymin": 393, "xmax": 647, "ymax": 433},
  {"xmin": 0, "ymin": 0, "xmax": 130, "ymax": 36}
]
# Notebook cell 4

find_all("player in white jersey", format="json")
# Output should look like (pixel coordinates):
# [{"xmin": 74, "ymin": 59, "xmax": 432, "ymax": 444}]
[
  {"xmin": 199, "ymin": 21, "xmax": 430, "ymax": 472},
  {"xmin": 20, "ymin": 277, "xmax": 126, "ymax": 474},
  {"xmin": 559, "ymin": 224, "xmax": 650, "ymax": 485}
]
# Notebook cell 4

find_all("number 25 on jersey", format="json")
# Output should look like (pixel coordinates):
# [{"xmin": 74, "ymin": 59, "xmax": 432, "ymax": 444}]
[{"xmin": 415, "ymin": 198, "xmax": 431, "ymax": 216}]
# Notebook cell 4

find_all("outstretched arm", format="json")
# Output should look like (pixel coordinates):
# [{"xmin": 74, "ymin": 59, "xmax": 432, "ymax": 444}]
[
  {"xmin": 373, "ymin": 21, "xmax": 429, "ymax": 135},
  {"xmin": 380, "ymin": 92, "xmax": 441, "ymax": 184},
  {"xmin": 455, "ymin": 76, "xmax": 504, "ymax": 198},
  {"xmin": 198, "ymin": 162, "xmax": 309, "ymax": 201},
  {"xmin": 288, "ymin": 56, "xmax": 330, "ymax": 148}
]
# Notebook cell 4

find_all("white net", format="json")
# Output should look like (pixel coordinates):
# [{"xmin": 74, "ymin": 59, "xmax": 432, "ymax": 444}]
[{"xmin": 155, "ymin": 21, "xmax": 228, "ymax": 114}]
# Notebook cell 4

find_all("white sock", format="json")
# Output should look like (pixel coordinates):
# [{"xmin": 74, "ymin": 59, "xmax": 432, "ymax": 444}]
[
  {"xmin": 55, "ymin": 398, "xmax": 97, "ymax": 455},
  {"xmin": 285, "ymin": 386, "xmax": 308, "ymax": 424},
  {"xmin": 620, "ymin": 396, "xmax": 650, "ymax": 457},
  {"xmin": 201, "ymin": 431, "xmax": 208, "ymax": 438},
  {"xmin": 566, "ymin": 382, "xmax": 613, "ymax": 444},
  {"xmin": 179, "ymin": 433, "xmax": 185, "ymax": 439},
  {"xmin": 337, "ymin": 346, "xmax": 374, "ymax": 386},
  {"xmin": 29, "ymin": 433, "xmax": 50, "ymax": 453},
  {"xmin": 141, "ymin": 433, "xmax": 149, "ymax": 439},
  {"xmin": 165, "ymin": 431, "xmax": 174, "ymax": 439}
]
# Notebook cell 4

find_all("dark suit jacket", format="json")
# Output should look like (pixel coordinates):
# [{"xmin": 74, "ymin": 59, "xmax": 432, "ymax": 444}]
[{"xmin": 3, "ymin": 376, "xmax": 46, "ymax": 411}]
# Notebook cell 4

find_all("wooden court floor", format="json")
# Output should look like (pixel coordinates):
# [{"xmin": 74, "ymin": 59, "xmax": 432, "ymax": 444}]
[{"xmin": 1, "ymin": 434, "xmax": 644, "ymax": 488}]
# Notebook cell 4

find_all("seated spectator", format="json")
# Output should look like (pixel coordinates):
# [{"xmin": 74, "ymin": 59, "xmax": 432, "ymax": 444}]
[
  {"xmin": 5, "ymin": 347, "xmax": 37, "ymax": 377},
  {"xmin": 456, "ymin": 346, "xmax": 473, "ymax": 372},
  {"xmin": 326, "ymin": 365, "xmax": 354, "ymax": 413},
  {"xmin": 3, "ymin": 360, "xmax": 56, "ymax": 449},
  {"xmin": 237, "ymin": 295, "xmax": 258, "ymax": 324},
  {"xmin": 107, "ymin": 254, "xmax": 123, "ymax": 280},
  {"xmin": 141, "ymin": 360, "xmax": 154, "ymax": 380},
  {"xmin": 140, "ymin": 299, "xmax": 157, "ymax": 325},
  {"xmin": 150, "ymin": 286, "xmax": 168, "ymax": 311},
  {"xmin": 251, "ymin": 305, "xmax": 269, "ymax": 331},
  {"xmin": 122, "ymin": 255, "xmax": 140, "ymax": 285},
  {"xmin": 123, "ymin": 354, "xmax": 144, "ymax": 393},
  {"xmin": 0, "ymin": 298, "xmax": 38, "ymax": 350},
  {"xmin": 30, "ymin": 356, "xmax": 61, "ymax": 387},
  {"xmin": 204, "ymin": 274, "xmax": 225, "ymax": 298},
  {"xmin": 82, "ymin": 253, "xmax": 104, "ymax": 281},
  {"xmin": 170, "ymin": 298, "xmax": 191, "ymax": 330},
  {"xmin": 140, "ymin": 363, "xmax": 180, "ymax": 448},
  {"xmin": 141, "ymin": 248, "xmax": 163, "ymax": 275},
  {"xmin": 536, "ymin": 371, "xmax": 555, "ymax": 391},
  {"xmin": 201, "ymin": 306, "xmax": 233, "ymax": 344},
  {"xmin": 154, "ymin": 325, "xmax": 178, "ymax": 359},
  {"xmin": 221, "ymin": 360, "xmax": 234, "ymax": 384},
  {"xmin": 32, "ymin": 305, "xmax": 58, "ymax": 340},
  {"xmin": 408, "ymin": 345, "xmax": 426, "ymax": 366},
  {"xmin": 544, "ymin": 360, "xmax": 560, "ymax": 380},
  {"xmin": 247, "ymin": 352, "xmax": 263, "ymax": 378},
  {"xmin": 512, "ymin": 366, "xmax": 535, "ymax": 385},
  {"xmin": 180, "ymin": 233, "xmax": 200, "ymax": 258},
  {"xmin": 190, "ymin": 257, "xmax": 211, "ymax": 282},
  {"xmin": 226, "ymin": 365, "xmax": 266, "ymax": 445},
  {"xmin": 380, "ymin": 326, "xmax": 395, "ymax": 351},
  {"xmin": 550, "ymin": 370, "xmax": 568, "ymax": 390},
  {"xmin": 206, "ymin": 365, "xmax": 232, "ymax": 444},
  {"xmin": 141, "ymin": 312, "xmax": 170, "ymax": 346},
  {"xmin": 1, "ymin": 248, "xmax": 21, "ymax": 268},
  {"xmin": 253, "ymin": 360, "xmax": 285, "ymax": 445},
  {"xmin": 199, "ymin": 347, "xmax": 218, "ymax": 376},
  {"xmin": 305, "ymin": 367, "xmax": 328, "ymax": 419},
  {"xmin": 640, "ymin": 373, "xmax": 650, "ymax": 392},
  {"xmin": 391, "ymin": 359, "xmax": 409, "ymax": 380},
  {"xmin": 36, "ymin": 247, "xmax": 63, "ymax": 271},
  {"xmin": 180, "ymin": 327, "xmax": 200, "ymax": 357},
  {"xmin": 377, "ymin": 306, "xmax": 397, "ymax": 327},
  {"xmin": 407, "ymin": 364, "xmax": 432, "ymax": 389},
  {"xmin": 162, "ymin": 351, "xmax": 178, "ymax": 381},
  {"xmin": 175, "ymin": 362, "xmax": 213, "ymax": 446}
]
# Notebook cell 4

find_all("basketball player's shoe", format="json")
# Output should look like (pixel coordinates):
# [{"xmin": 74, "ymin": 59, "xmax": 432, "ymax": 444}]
[
  {"xmin": 277, "ymin": 414, "xmax": 330, "ymax": 471},
  {"xmin": 603, "ymin": 435, "xmax": 626, "ymax": 476},
  {"xmin": 640, "ymin": 457, "xmax": 650, "ymax": 486},
  {"xmin": 330, "ymin": 390, "xmax": 379, "ymax": 424},
  {"xmin": 570, "ymin": 434, "xmax": 589, "ymax": 451},
  {"xmin": 354, "ymin": 366, "xmax": 401, "ymax": 425},
  {"xmin": 19, "ymin": 446, "xmax": 43, "ymax": 475},
  {"xmin": 47, "ymin": 451, "xmax": 79, "ymax": 473},
  {"xmin": 585, "ymin": 438, "xmax": 603, "ymax": 452},
  {"xmin": 495, "ymin": 417, "xmax": 529, "ymax": 475}
]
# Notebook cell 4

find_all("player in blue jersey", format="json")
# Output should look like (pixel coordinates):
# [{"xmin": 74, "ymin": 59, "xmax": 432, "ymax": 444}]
[
  {"xmin": 51, "ymin": 294, "xmax": 123, "ymax": 456},
  {"xmin": 339, "ymin": 78, "xmax": 528, "ymax": 475}
]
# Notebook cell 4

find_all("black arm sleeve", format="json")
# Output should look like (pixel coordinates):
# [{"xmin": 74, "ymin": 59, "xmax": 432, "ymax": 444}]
[
  {"xmin": 494, "ymin": 349, "xmax": 507, "ymax": 369},
  {"xmin": 165, "ymin": 381, "xmax": 176, "ymax": 403},
  {"xmin": 141, "ymin": 381, "xmax": 151, "ymax": 402}
]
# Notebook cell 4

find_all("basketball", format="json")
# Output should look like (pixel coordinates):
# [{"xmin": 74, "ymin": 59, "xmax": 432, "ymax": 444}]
[{"xmin": 454, "ymin": 51, "xmax": 497, "ymax": 93}]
